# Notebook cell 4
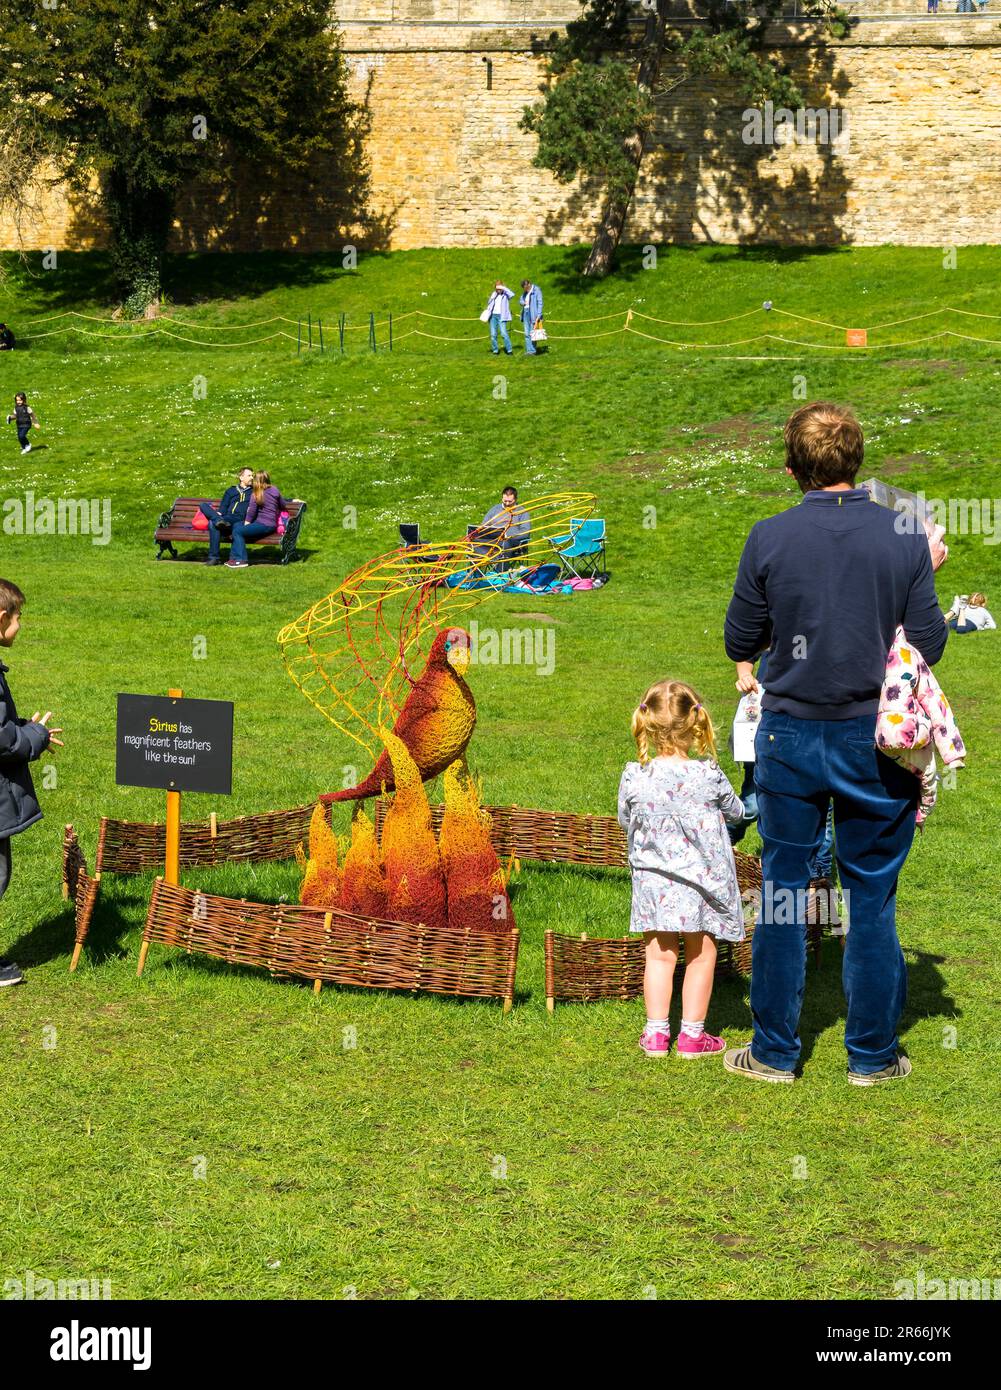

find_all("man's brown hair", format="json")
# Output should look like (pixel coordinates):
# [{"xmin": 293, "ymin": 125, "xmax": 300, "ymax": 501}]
[
  {"xmin": 784, "ymin": 402, "xmax": 864, "ymax": 489},
  {"xmin": 0, "ymin": 579, "xmax": 25, "ymax": 615}
]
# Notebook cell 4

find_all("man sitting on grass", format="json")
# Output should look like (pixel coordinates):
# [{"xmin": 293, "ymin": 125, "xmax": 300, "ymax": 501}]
[{"xmin": 723, "ymin": 402, "xmax": 948, "ymax": 1087}]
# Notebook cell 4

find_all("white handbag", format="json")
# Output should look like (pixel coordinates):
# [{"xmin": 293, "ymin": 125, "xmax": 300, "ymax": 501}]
[
  {"xmin": 480, "ymin": 307, "xmax": 492, "ymax": 323},
  {"xmin": 530, "ymin": 319, "xmax": 548, "ymax": 343}
]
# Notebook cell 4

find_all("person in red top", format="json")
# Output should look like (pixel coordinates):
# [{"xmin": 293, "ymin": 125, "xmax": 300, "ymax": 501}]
[{"xmin": 226, "ymin": 470, "xmax": 292, "ymax": 568}]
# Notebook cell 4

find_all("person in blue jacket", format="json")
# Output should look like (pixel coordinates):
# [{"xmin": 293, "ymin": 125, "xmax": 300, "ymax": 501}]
[
  {"xmin": 519, "ymin": 279, "xmax": 543, "ymax": 356},
  {"xmin": 199, "ymin": 467, "xmax": 254, "ymax": 566},
  {"xmin": 0, "ymin": 578, "xmax": 63, "ymax": 987}
]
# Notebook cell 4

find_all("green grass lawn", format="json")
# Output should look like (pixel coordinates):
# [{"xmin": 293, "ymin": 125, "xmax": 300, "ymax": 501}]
[{"xmin": 0, "ymin": 244, "xmax": 999, "ymax": 1300}]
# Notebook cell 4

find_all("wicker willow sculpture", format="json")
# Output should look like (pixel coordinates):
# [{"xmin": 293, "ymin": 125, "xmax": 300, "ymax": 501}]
[{"xmin": 276, "ymin": 492, "xmax": 596, "ymax": 796}]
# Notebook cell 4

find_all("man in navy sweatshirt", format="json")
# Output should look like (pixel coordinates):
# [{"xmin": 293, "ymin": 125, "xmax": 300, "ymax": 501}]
[
  {"xmin": 199, "ymin": 467, "xmax": 254, "ymax": 566},
  {"xmin": 723, "ymin": 402, "xmax": 948, "ymax": 1087}
]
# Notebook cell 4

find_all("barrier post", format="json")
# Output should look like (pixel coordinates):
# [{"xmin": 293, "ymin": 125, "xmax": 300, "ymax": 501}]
[
  {"xmin": 296, "ymin": 319, "xmax": 301, "ymax": 354},
  {"xmin": 339, "ymin": 314, "xmax": 345, "ymax": 353},
  {"xmin": 318, "ymin": 318, "xmax": 324, "ymax": 355},
  {"xmin": 165, "ymin": 687, "xmax": 183, "ymax": 886},
  {"xmin": 308, "ymin": 313, "xmax": 312, "ymax": 351},
  {"xmin": 389, "ymin": 313, "xmax": 393, "ymax": 351},
  {"xmin": 369, "ymin": 312, "xmax": 376, "ymax": 353}
]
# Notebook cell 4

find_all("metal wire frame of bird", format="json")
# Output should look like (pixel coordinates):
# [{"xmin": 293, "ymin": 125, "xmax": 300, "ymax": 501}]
[{"xmin": 276, "ymin": 492, "xmax": 597, "ymax": 764}]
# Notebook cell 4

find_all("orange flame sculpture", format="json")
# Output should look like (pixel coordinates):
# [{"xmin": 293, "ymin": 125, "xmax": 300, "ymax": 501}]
[
  {"xmin": 378, "ymin": 727, "xmax": 447, "ymax": 930},
  {"xmin": 338, "ymin": 809, "xmax": 389, "ymax": 918},
  {"xmin": 298, "ymin": 746, "xmax": 516, "ymax": 934},
  {"xmin": 439, "ymin": 763, "xmax": 513, "ymax": 934},
  {"xmin": 296, "ymin": 802, "xmax": 343, "ymax": 908}
]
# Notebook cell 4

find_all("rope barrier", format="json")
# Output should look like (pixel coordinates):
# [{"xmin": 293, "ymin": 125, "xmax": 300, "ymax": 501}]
[
  {"xmin": 630, "ymin": 307, "xmax": 764, "ymax": 326},
  {"xmin": 25, "ymin": 307, "xmax": 302, "ymax": 328},
  {"xmin": 26, "ymin": 323, "xmax": 297, "ymax": 345},
  {"xmin": 16, "ymin": 300, "xmax": 1001, "ymax": 352}
]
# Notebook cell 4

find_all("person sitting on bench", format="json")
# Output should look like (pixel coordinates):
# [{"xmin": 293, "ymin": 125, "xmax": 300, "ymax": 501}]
[
  {"xmin": 200, "ymin": 467, "xmax": 254, "ymax": 566},
  {"xmin": 227, "ymin": 470, "xmax": 292, "ymax": 568},
  {"xmin": 481, "ymin": 485, "xmax": 531, "ymax": 566}
]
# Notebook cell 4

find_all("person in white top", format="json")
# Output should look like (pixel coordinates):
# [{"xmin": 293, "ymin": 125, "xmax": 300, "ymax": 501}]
[
  {"xmin": 483, "ymin": 282, "xmax": 514, "ymax": 356},
  {"xmin": 944, "ymin": 592, "xmax": 995, "ymax": 634}
]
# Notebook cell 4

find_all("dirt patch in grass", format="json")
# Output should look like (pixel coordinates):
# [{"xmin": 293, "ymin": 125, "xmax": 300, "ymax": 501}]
[
  {"xmin": 879, "ymin": 453, "xmax": 931, "ymax": 474},
  {"xmin": 886, "ymin": 359, "xmax": 967, "ymax": 378},
  {"xmin": 605, "ymin": 413, "xmax": 774, "ymax": 480},
  {"xmin": 699, "ymin": 414, "xmax": 773, "ymax": 448},
  {"xmin": 712, "ymin": 1233, "xmax": 757, "ymax": 1259},
  {"xmin": 857, "ymin": 1238, "xmax": 935, "ymax": 1256}
]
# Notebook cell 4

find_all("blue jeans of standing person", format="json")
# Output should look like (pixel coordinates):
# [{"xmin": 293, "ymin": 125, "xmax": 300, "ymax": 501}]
[
  {"xmin": 752, "ymin": 710, "xmax": 919, "ymax": 1076},
  {"xmin": 522, "ymin": 310, "xmax": 537, "ymax": 355},
  {"xmin": 199, "ymin": 502, "xmax": 231, "ymax": 559},
  {"xmin": 229, "ymin": 521, "xmax": 273, "ymax": 564},
  {"xmin": 810, "ymin": 802, "xmax": 835, "ymax": 879},
  {"xmin": 490, "ymin": 314, "xmax": 512, "ymax": 355},
  {"xmin": 728, "ymin": 762, "xmax": 758, "ymax": 845}
]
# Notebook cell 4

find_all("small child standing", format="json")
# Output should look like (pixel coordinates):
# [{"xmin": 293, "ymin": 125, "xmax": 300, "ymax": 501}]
[
  {"xmin": 6, "ymin": 393, "xmax": 39, "ymax": 455},
  {"xmin": 618, "ymin": 679, "xmax": 744, "ymax": 1057},
  {"xmin": 0, "ymin": 579, "xmax": 62, "ymax": 987}
]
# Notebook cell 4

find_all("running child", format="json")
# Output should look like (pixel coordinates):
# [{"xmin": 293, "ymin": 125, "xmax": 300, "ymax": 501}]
[{"xmin": 6, "ymin": 393, "xmax": 39, "ymax": 455}]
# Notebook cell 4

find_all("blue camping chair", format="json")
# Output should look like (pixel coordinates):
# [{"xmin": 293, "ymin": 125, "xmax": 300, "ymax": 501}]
[{"xmin": 550, "ymin": 518, "xmax": 606, "ymax": 579}]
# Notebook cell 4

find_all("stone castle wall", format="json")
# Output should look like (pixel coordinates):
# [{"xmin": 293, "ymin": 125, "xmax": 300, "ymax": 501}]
[{"xmin": 3, "ymin": 2, "xmax": 1000, "ymax": 252}]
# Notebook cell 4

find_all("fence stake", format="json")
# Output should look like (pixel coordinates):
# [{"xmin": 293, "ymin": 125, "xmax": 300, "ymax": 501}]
[
  {"xmin": 308, "ymin": 312, "xmax": 312, "ymax": 351},
  {"xmin": 296, "ymin": 318, "xmax": 301, "ymax": 355},
  {"xmin": 318, "ymin": 318, "xmax": 324, "ymax": 355},
  {"xmin": 389, "ymin": 313, "xmax": 393, "ymax": 352},
  {"xmin": 339, "ymin": 313, "xmax": 345, "ymax": 353},
  {"xmin": 370, "ymin": 311, "xmax": 376, "ymax": 353}
]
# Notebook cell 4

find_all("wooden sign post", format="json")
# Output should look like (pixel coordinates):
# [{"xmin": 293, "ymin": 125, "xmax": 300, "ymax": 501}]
[
  {"xmin": 115, "ymin": 690, "xmax": 234, "ymax": 974},
  {"xmin": 165, "ymin": 687, "xmax": 183, "ymax": 885}
]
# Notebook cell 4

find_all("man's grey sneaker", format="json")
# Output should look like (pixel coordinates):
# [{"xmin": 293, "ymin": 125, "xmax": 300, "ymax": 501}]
[
  {"xmin": 848, "ymin": 1055, "xmax": 912, "ymax": 1086},
  {"xmin": 0, "ymin": 960, "xmax": 25, "ymax": 987},
  {"xmin": 723, "ymin": 1044, "xmax": 795, "ymax": 1084}
]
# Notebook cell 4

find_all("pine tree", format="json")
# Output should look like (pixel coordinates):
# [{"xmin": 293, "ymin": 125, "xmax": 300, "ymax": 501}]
[{"xmin": 520, "ymin": 0, "xmax": 850, "ymax": 278}]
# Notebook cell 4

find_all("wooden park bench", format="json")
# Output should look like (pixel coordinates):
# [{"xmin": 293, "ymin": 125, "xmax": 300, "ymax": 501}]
[{"xmin": 154, "ymin": 497, "xmax": 306, "ymax": 564}]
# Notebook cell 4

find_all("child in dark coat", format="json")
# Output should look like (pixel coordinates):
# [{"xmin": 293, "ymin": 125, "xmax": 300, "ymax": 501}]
[
  {"xmin": 0, "ymin": 579, "xmax": 62, "ymax": 986},
  {"xmin": 6, "ymin": 393, "xmax": 39, "ymax": 454}
]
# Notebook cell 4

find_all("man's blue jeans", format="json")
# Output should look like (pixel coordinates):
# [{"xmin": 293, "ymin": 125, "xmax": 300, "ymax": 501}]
[
  {"xmin": 489, "ymin": 314, "xmax": 512, "ymax": 354},
  {"xmin": 199, "ymin": 502, "xmax": 230, "ymax": 559},
  {"xmin": 752, "ymin": 709, "xmax": 918, "ymax": 1075},
  {"xmin": 728, "ymin": 763, "xmax": 758, "ymax": 845},
  {"xmin": 522, "ymin": 311, "xmax": 537, "ymax": 354}
]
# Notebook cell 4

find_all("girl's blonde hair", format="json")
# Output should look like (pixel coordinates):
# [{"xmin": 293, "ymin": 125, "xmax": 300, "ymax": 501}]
[
  {"xmin": 969, "ymin": 592, "xmax": 987, "ymax": 607},
  {"xmin": 631, "ymin": 679, "xmax": 718, "ymax": 764},
  {"xmin": 253, "ymin": 469, "xmax": 271, "ymax": 504}
]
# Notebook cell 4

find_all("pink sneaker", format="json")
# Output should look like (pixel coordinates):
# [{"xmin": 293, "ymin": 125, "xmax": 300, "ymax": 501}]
[
  {"xmin": 639, "ymin": 1027, "xmax": 671, "ymax": 1057},
  {"xmin": 676, "ymin": 1030, "xmax": 725, "ymax": 1058}
]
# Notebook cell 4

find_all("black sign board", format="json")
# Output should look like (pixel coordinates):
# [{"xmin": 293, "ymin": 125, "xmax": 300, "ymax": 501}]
[{"xmin": 116, "ymin": 694, "xmax": 233, "ymax": 795}]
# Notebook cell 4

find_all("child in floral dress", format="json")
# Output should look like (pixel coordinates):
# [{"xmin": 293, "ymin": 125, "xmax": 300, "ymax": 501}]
[{"xmin": 617, "ymin": 679, "xmax": 745, "ymax": 1058}]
